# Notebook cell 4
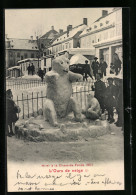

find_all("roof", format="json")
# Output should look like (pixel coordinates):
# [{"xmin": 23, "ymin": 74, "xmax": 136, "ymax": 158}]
[
  {"xmin": 40, "ymin": 29, "xmax": 58, "ymax": 39},
  {"xmin": 17, "ymin": 58, "xmax": 41, "ymax": 63},
  {"xmin": 80, "ymin": 8, "xmax": 122, "ymax": 38},
  {"xmin": 50, "ymin": 24, "xmax": 87, "ymax": 46},
  {"xmin": 5, "ymin": 38, "xmax": 38, "ymax": 50},
  {"xmin": 8, "ymin": 66, "xmax": 21, "ymax": 70}
]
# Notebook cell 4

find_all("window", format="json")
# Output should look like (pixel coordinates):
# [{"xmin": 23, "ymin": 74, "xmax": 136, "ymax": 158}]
[
  {"xmin": 17, "ymin": 53, "xmax": 20, "ymax": 58},
  {"xmin": 31, "ymin": 53, "xmax": 34, "ymax": 58},
  {"xmin": 24, "ymin": 53, "xmax": 27, "ymax": 58}
]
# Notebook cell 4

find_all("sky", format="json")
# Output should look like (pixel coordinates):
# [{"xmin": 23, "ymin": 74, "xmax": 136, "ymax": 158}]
[{"xmin": 5, "ymin": 8, "xmax": 113, "ymax": 39}]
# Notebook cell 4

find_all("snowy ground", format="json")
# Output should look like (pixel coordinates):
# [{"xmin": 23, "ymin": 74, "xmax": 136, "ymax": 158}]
[{"xmin": 7, "ymin": 123, "xmax": 124, "ymax": 163}]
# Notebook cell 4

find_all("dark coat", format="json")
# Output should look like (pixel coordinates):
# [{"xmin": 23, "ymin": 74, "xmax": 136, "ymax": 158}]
[
  {"xmin": 91, "ymin": 61, "xmax": 99, "ymax": 73},
  {"xmin": 94, "ymin": 80, "xmax": 106, "ymax": 99},
  {"xmin": 105, "ymin": 84, "xmax": 116, "ymax": 107},
  {"xmin": 6, "ymin": 97, "xmax": 18, "ymax": 124},
  {"xmin": 114, "ymin": 84, "xmax": 123, "ymax": 111},
  {"xmin": 114, "ymin": 59, "xmax": 121, "ymax": 72},
  {"xmin": 99, "ymin": 61, "xmax": 107, "ymax": 72}
]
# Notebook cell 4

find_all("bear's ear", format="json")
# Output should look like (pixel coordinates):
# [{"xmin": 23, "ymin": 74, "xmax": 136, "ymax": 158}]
[{"xmin": 64, "ymin": 52, "xmax": 69, "ymax": 59}]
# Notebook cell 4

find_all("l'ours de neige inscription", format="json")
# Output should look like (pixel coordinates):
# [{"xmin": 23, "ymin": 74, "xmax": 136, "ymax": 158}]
[{"xmin": 13, "ymin": 166, "xmax": 122, "ymax": 191}]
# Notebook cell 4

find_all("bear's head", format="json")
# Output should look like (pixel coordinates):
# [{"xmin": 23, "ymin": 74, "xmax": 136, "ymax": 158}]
[{"xmin": 52, "ymin": 55, "xmax": 70, "ymax": 75}]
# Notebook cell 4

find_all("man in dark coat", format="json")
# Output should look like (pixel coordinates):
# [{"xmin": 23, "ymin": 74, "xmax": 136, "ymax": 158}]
[
  {"xmin": 91, "ymin": 57, "xmax": 99, "ymax": 80},
  {"xmin": 31, "ymin": 63, "xmax": 35, "ymax": 75},
  {"xmin": 6, "ymin": 89, "xmax": 20, "ymax": 136},
  {"xmin": 114, "ymin": 78, "xmax": 123, "ymax": 127},
  {"xmin": 113, "ymin": 53, "xmax": 122, "ymax": 75},
  {"xmin": 93, "ymin": 73, "xmax": 106, "ymax": 113},
  {"xmin": 27, "ymin": 64, "xmax": 31, "ymax": 75},
  {"xmin": 99, "ymin": 57, "xmax": 108, "ymax": 77},
  {"xmin": 38, "ymin": 68, "xmax": 44, "ymax": 82},
  {"xmin": 83, "ymin": 60, "xmax": 93, "ymax": 81},
  {"xmin": 105, "ymin": 77, "xmax": 116, "ymax": 123}
]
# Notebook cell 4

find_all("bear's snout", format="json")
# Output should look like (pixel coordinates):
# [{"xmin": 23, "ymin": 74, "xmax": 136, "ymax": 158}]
[{"xmin": 63, "ymin": 68, "xmax": 69, "ymax": 73}]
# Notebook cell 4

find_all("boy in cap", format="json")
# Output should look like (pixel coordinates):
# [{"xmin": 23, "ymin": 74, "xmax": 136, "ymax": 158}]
[
  {"xmin": 105, "ymin": 77, "xmax": 116, "ymax": 123},
  {"xmin": 6, "ymin": 89, "xmax": 20, "ymax": 136},
  {"xmin": 91, "ymin": 57, "xmax": 99, "ymax": 79}
]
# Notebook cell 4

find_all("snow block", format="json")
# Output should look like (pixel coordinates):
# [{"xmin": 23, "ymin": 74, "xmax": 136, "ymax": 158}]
[{"xmin": 15, "ymin": 116, "xmax": 110, "ymax": 142}]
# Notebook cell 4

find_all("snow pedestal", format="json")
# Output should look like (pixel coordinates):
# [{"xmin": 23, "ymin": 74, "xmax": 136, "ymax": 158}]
[{"xmin": 15, "ymin": 114, "xmax": 110, "ymax": 142}]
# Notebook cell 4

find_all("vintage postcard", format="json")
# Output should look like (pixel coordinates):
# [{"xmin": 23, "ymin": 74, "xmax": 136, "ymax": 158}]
[{"xmin": 5, "ymin": 8, "xmax": 125, "ymax": 191}]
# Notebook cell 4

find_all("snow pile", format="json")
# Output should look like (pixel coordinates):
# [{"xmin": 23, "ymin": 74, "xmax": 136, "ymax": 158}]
[
  {"xmin": 70, "ymin": 53, "xmax": 89, "ymax": 65},
  {"xmin": 21, "ymin": 74, "xmax": 41, "ymax": 79}
]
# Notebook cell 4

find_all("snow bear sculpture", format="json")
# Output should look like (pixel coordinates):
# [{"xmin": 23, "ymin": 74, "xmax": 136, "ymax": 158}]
[
  {"xmin": 82, "ymin": 92, "xmax": 101, "ymax": 120},
  {"xmin": 44, "ymin": 55, "xmax": 83, "ymax": 126}
]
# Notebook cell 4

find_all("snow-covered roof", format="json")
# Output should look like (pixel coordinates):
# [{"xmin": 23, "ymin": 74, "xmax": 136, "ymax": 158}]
[
  {"xmin": 8, "ymin": 66, "xmax": 20, "ymax": 70},
  {"xmin": 52, "ymin": 24, "xmax": 87, "ymax": 45},
  {"xmin": 17, "ymin": 58, "xmax": 41, "ymax": 63},
  {"xmin": 79, "ymin": 9, "xmax": 118, "ymax": 38},
  {"xmin": 6, "ymin": 38, "xmax": 38, "ymax": 50}
]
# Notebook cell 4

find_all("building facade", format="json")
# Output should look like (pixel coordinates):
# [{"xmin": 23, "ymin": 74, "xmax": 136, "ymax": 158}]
[
  {"xmin": 5, "ymin": 36, "xmax": 39, "ymax": 75},
  {"xmin": 79, "ymin": 8, "xmax": 122, "ymax": 74},
  {"xmin": 41, "ymin": 18, "xmax": 96, "ymax": 72},
  {"xmin": 37, "ymin": 26, "xmax": 59, "ymax": 53}
]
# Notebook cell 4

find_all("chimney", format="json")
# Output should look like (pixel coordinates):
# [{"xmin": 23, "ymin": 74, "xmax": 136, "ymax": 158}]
[
  {"xmin": 59, "ymin": 29, "xmax": 63, "ymax": 34},
  {"xmin": 30, "ymin": 36, "xmax": 33, "ymax": 40},
  {"xmin": 51, "ymin": 26, "xmax": 54, "ymax": 30},
  {"xmin": 67, "ymin": 25, "xmax": 72, "ymax": 32},
  {"xmin": 83, "ymin": 18, "xmax": 87, "ymax": 25},
  {"xmin": 102, "ymin": 10, "xmax": 108, "ymax": 17}
]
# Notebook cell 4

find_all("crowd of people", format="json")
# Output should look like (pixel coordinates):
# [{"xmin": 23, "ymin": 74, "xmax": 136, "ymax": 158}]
[
  {"xmin": 83, "ymin": 53, "xmax": 122, "ymax": 81},
  {"xmin": 92, "ymin": 73, "xmax": 123, "ymax": 127}
]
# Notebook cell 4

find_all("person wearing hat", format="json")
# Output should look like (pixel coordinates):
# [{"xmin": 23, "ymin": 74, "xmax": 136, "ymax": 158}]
[
  {"xmin": 113, "ymin": 78, "xmax": 123, "ymax": 127},
  {"xmin": 91, "ymin": 57, "xmax": 99, "ymax": 79},
  {"xmin": 93, "ymin": 73, "xmax": 106, "ymax": 113},
  {"xmin": 99, "ymin": 57, "xmax": 108, "ymax": 78},
  {"xmin": 83, "ymin": 60, "xmax": 93, "ymax": 81},
  {"xmin": 105, "ymin": 77, "xmax": 116, "ymax": 123},
  {"xmin": 6, "ymin": 89, "xmax": 20, "ymax": 137}
]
